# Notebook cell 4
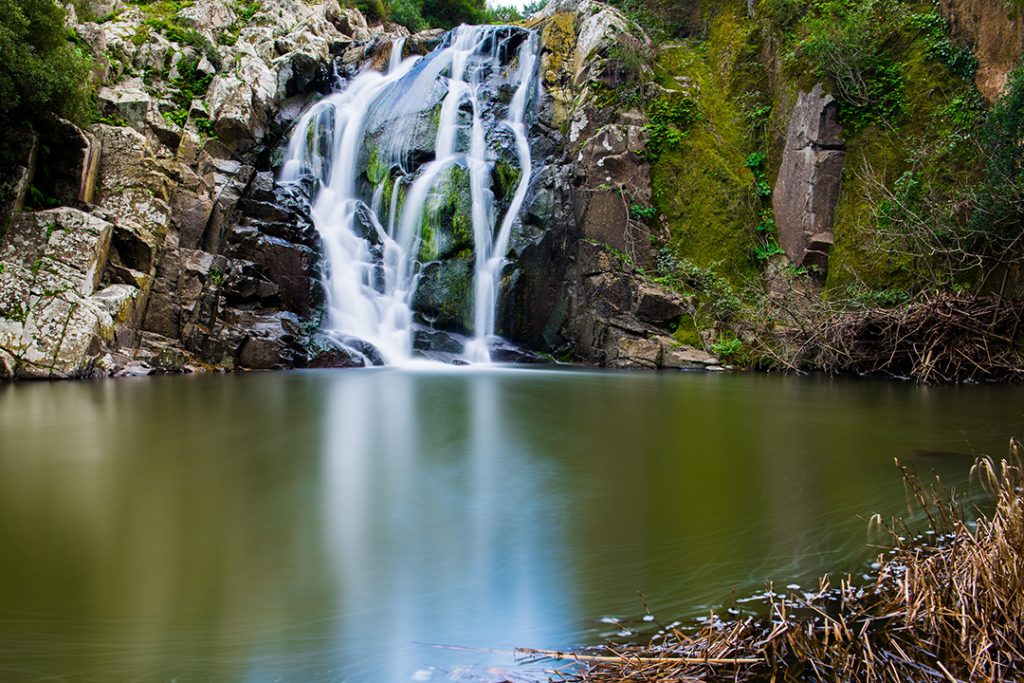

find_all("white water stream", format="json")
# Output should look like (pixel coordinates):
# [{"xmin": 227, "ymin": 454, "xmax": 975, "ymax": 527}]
[{"xmin": 279, "ymin": 27, "xmax": 538, "ymax": 365}]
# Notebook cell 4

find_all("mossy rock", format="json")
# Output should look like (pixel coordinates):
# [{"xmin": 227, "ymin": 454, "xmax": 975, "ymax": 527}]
[
  {"xmin": 419, "ymin": 162, "xmax": 474, "ymax": 262},
  {"xmin": 649, "ymin": 10, "xmax": 760, "ymax": 284},
  {"xmin": 411, "ymin": 256, "xmax": 475, "ymax": 334}
]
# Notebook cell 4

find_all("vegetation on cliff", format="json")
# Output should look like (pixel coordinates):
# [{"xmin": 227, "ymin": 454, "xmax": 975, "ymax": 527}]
[
  {"xmin": 0, "ymin": 0, "xmax": 96, "ymax": 131},
  {"xmin": 595, "ymin": 0, "xmax": 1024, "ymax": 379}
]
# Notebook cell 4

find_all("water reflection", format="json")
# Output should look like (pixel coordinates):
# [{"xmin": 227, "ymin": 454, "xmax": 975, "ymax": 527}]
[
  {"xmin": 319, "ymin": 368, "xmax": 571, "ymax": 681},
  {"xmin": 0, "ymin": 370, "xmax": 1021, "ymax": 681}
]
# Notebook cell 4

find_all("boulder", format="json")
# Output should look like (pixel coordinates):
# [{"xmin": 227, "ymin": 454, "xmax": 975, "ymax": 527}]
[
  {"xmin": 635, "ymin": 283, "xmax": 685, "ymax": 324},
  {"xmin": 0, "ymin": 209, "xmax": 134, "ymax": 379},
  {"xmin": 98, "ymin": 85, "xmax": 153, "ymax": 131},
  {"xmin": 772, "ymin": 84, "xmax": 845, "ymax": 276}
]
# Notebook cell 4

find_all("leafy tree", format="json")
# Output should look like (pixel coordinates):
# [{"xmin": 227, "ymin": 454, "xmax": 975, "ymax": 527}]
[
  {"xmin": 390, "ymin": 0, "xmax": 427, "ymax": 31},
  {"xmin": 419, "ymin": 0, "xmax": 487, "ymax": 28},
  {"xmin": 0, "ymin": 0, "xmax": 95, "ymax": 130}
]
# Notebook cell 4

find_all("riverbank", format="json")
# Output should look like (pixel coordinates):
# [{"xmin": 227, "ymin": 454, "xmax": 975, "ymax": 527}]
[{"xmin": 551, "ymin": 442, "xmax": 1024, "ymax": 682}]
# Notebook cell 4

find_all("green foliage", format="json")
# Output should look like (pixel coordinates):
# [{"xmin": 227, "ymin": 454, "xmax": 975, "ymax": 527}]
[
  {"xmin": 847, "ymin": 285, "xmax": 910, "ymax": 308},
  {"xmin": 744, "ymin": 150, "xmax": 782, "ymax": 262},
  {"xmin": 170, "ymin": 56, "xmax": 213, "ymax": 111},
  {"xmin": 127, "ymin": 0, "xmax": 220, "ymax": 64},
  {"xmin": 601, "ymin": 0, "xmax": 701, "ymax": 40},
  {"xmin": 648, "ymin": 26, "xmax": 760, "ymax": 285},
  {"xmin": 0, "ymin": 0, "xmax": 96, "ymax": 130},
  {"xmin": 357, "ymin": 0, "xmax": 485, "ymax": 30},
  {"xmin": 643, "ymin": 95, "xmax": 700, "ymax": 160},
  {"xmin": 159, "ymin": 56, "xmax": 213, "ymax": 131},
  {"xmin": 485, "ymin": 5, "xmax": 524, "ymax": 24},
  {"xmin": 236, "ymin": 0, "xmax": 261, "ymax": 22},
  {"xmin": 26, "ymin": 184, "xmax": 59, "ymax": 209},
  {"xmin": 390, "ymin": 0, "xmax": 426, "ymax": 31},
  {"xmin": 653, "ymin": 247, "xmax": 743, "ymax": 322},
  {"xmin": 1, "ymin": 302, "xmax": 28, "ymax": 322},
  {"xmin": 968, "ymin": 66, "xmax": 1024, "ymax": 267},
  {"xmin": 356, "ymin": 0, "xmax": 388, "ymax": 22},
  {"xmin": 801, "ymin": 0, "xmax": 906, "ymax": 132},
  {"xmin": 629, "ymin": 204, "xmax": 657, "ymax": 221},
  {"xmin": 95, "ymin": 113, "xmax": 129, "ymax": 126},
  {"xmin": 753, "ymin": 239, "xmax": 785, "ymax": 260},
  {"xmin": 909, "ymin": 11, "xmax": 976, "ymax": 82},
  {"xmin": 760, "ymin": 0, "xmax": 805, "ymax": 31},
  {"xmin": 711, "ymin": 335, "xmax": 742, "ymax": 357}
]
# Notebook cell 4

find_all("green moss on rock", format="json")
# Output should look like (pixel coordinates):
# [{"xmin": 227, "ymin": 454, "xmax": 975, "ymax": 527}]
[{"xmin": 648, "ymin": 9, "xmax": 760, "ymax": 284}]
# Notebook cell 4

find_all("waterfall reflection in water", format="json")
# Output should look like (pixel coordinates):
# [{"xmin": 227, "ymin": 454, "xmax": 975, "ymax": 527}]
[{"xmin": 319, "ymin": 367, "xmax": 570, "ymax": 681}]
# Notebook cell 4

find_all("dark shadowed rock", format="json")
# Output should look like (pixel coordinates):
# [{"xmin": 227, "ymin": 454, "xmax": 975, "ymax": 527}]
[{"xmin": 412, "ymin": 258, "xmax": 475, "ymax": 335}]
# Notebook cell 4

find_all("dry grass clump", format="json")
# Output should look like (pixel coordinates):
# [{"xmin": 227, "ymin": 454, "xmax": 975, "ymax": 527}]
[{"xmin": 532, "ymin": 441, "xmax": 1024, "ymax": 682}]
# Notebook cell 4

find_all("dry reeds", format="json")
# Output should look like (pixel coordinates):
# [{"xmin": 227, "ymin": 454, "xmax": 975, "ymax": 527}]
[
  {"xmin": 540, "ymin": 440, "xmax": 1024, "ymax": 682},
  {"xmin": 797, "ymin": 292, "xmax": 1024, "ymax": 383}
]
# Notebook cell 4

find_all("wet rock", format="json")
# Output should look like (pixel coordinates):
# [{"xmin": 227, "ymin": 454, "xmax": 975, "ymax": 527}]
[
  {"xmin": 420, "ymin": 162, "xmax": 473, "ymax": 261},
  {"xmin": 412, "ymin": 257, "xmax": 475, "ymax": 335},
  {"xmin": 232, "ymin": 232, "xmax": 317, "ymax": 315},
  {"xmin": 414, "ymin": 327, "xmax": 466, "ymax": 355},
  {"xmin": 307, "ymin": 331, "xmax": 383, "ymax": 367}
]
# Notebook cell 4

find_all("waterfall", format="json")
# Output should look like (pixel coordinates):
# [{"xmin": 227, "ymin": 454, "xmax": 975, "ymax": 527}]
[{"xmin": 279, "ymin": 27, "xmax": 539, "ymax": 365}]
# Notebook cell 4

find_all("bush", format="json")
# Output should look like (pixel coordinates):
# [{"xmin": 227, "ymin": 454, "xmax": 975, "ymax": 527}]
[
  {"xmin": 0, "ymin": 0, "xmax": 95, "ymax": 130},
  {"xmin": 390, "ymin": 0, "xmax": 426, "ymax": 31},
  {"xmin": 419, "ymin": 0, "xmax": 486, "ymax": 28},
  {"xmin": 801, "ymin": 0, "xmax": 906, "ymax": 132}
]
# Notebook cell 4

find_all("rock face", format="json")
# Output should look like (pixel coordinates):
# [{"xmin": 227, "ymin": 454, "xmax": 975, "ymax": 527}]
[
  {"xmin": 1, "ymin": 0, "xmax": 718, "ymax": 378},
  {"xmin": 0, "ymin": 0, "xmax": 409, "ymax": 379},
  {"xmin": 0, "ymin": 209, "xmax": 125, "ymax": 378},
  {"xmin": 772, "ymin": 84, "xmax": 845, "ymax": 275},
  {"xmin": 939, "ymin": 0, "xmax": 1024, "ymax": 102},
  {"xmin": 500, "ymin": 0, "xmax": 719, "ymax": 369}
]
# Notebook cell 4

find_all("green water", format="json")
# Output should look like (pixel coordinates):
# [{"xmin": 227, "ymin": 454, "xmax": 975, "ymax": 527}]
[{"xmin": 0, "ymin": 368, "xmax": 1021, "ymax": 682}]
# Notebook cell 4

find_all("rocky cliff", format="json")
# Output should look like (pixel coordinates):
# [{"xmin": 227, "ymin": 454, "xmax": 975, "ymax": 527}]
[
  {"xmin": 4, "ymin": 0, "xmax": 1023, "ymax": 380},
  {"xmin": 939, "ymin": 0, "xmax": 1024, "ymax": 102},
  {"xmin": 500, "ymin": 0, "xmax": 718, "ymax": 368},
  {"xmin": 0, "ymin": 0, "xmax": 722, "ymax": 378},
  {"xmin": 0, "ymin": 0, "xmax": 435, "ymax": 378}
]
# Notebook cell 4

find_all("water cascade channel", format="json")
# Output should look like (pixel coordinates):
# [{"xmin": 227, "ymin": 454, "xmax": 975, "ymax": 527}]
[{"xmin": 280, "ymin": 26, "xmax": 539, "ymax": 365}]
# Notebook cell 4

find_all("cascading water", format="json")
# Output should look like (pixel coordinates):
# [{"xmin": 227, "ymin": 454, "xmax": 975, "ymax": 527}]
[{"xmin": 279, "ymin": 26, "xmax": 539, "ymax": 365}]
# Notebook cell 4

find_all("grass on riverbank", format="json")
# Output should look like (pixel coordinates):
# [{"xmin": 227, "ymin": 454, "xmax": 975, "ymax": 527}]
[{"xmin": 533, "ymin": 440, "xmax": 1024, "ymax": 682}]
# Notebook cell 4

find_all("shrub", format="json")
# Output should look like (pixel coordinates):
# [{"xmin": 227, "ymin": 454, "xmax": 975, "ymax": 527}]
[
  {"xmin": 969, "ymin": 65, "xmax": 1024, "ymax": 270},
  {"xmin": 0, "ymin": 0, "xmax": 95, "ymax": 130},
  {"xmin": 420, "ymin": 0, "xmax": 487, "ymax": 28},
  {"xmin": 390, "ymin": 0, "xmax": 426, "ymax": 31},
  {"xmin": 801, "ymin": 0, "xmax": 906, "ymax": 132}
]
